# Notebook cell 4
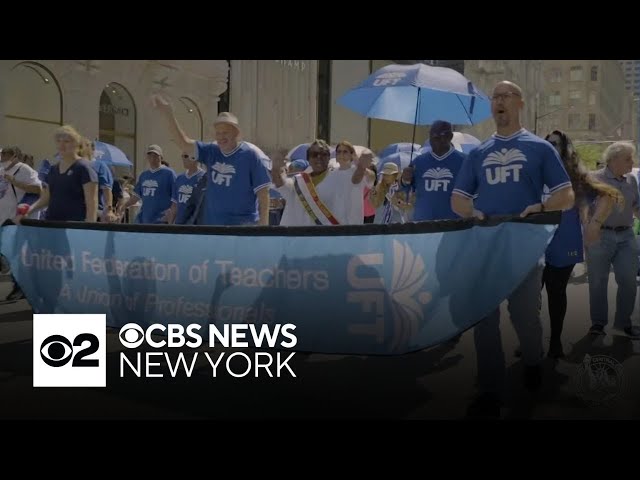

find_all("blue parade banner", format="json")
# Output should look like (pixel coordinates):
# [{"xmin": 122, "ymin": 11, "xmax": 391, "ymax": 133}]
[{"xmin": 0, "ymin": 216, "xmax": 560, "ymax": 355}]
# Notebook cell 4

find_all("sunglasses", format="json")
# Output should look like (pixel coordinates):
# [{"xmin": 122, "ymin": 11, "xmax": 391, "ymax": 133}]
[
  {"xmin": 309, "ymin": 151, "xmax": 330, "ymax": 158},
  {"xmin": 182, "ymin": 154, "xmax": 195, "ymax": 160}
]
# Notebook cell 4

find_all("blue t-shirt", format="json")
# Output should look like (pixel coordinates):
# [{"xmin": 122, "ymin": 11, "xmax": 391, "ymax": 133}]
[
  {"xmin": 38, "ymin": 159, "xmax": 53, "ymax": 183},
  {"xmin": 91, "ymin": 160, "xmax": 113, "ymax": 212},
  {"xmin": 172, "ymin": 169, "xmax": 206, "ymax": 223},
  {"xmin": 411, "ymin": 147, "xmax": 466, "ymax": 221},
  {"xmin": 45, "ymin": 159, "xmax": 99, "ymax": 221},
  {"xmin": 134, "ymin": 167, "xmax": 176, "ymax": 224},
  {"xmin": 453, "ymin": 129, "xmax": 571, "ymax": 215},
  {"xmin": 545, "ymin": 206, "xmax": 583, "ymax": 267},
  {"xmin": 195, "ymin": 141, "xmax": 272, "ymax": 225}
]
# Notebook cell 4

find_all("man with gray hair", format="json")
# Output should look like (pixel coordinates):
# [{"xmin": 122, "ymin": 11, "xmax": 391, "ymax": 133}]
[{"xmin": 587, "ymin": 141, "xmax": 640, "ymax": 338}]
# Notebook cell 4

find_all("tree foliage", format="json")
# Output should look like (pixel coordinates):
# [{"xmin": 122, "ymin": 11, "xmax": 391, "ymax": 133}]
[{"xmin": 575, "ymin": 144, "xmax": 608, "ymax": 171}]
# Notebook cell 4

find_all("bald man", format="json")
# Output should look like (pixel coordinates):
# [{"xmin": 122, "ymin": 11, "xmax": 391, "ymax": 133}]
[{"xmin": 451, "ymin": 81, "xmax": 575, "ymax": 417}]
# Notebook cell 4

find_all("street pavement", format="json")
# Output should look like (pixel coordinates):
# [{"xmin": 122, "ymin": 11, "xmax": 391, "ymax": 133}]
[{"xmin": 1, "ymin": 264, "xmax": 639, "ymax": 420}]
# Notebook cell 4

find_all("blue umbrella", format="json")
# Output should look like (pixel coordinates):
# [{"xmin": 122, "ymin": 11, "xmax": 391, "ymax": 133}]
[
  {"xmin": 422, "ymin": 131, "xmax": 482, "ymax": 154},
  {"xmin": 93, "ymin": 140, "xmax": 133, "ymax": 167},
  {"xmin": 287, "ymin": 143, "xmax": 336, "ymax": 161},
  {"xmin": 378, "ymin": 142, "xmax": 422, "ymax": 159},
  {"xmin": 337, "ymin": 63, "xmax": 491, "ymax": 126},
  {"xmin": 379, "ymin": 151, "xmax": 420, "ymax": 171}
]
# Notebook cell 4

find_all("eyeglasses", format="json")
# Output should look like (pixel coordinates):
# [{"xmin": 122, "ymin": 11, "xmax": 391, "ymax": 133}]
[
  {"xmin": 491, "ymin": 92, "xmax": 521, "ymax": 101},
  {"xmin": 309, "ymin": 151, "xmax": 330, "ymax": 158}
]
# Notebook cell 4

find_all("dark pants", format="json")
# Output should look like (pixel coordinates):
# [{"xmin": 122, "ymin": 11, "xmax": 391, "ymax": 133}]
[
  {"xmin": 541, "ymin": 263, "xmax": 575, "ymax": 344},
  {"xmin": 269, "ymin": 209, "xmax": 283, "ymax": 226},
  {"xmin": 364, "ymin": 215, "xmax": 375, "ymax": 224}
]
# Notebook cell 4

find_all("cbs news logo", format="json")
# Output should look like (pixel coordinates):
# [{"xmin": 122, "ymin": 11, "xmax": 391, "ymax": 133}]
[{"xmin": 33, "ymin": 314, "xmax": 106, "ymax": 387}]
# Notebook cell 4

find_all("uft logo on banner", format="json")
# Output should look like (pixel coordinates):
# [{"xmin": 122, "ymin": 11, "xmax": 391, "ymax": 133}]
[{"xmin": 33, "ymin": 314, "xmax": 107, "ymax": 387}]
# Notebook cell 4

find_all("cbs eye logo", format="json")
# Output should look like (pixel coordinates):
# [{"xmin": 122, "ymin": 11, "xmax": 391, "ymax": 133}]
[
  {"xmin": 33, "ymin": 314, "xmax": 107, "ymax": 388},
  {"xmin": 119, "ymin": 323, "xmax": 145, "ymax": 348},
  {"xmin": 40, "ymin": 334, "xmax": 100, "ymax": 368}
]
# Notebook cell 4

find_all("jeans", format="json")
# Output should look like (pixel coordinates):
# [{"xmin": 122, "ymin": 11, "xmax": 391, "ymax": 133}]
[
  {"xmin": 474, "ymin": 263, "xmax": 544, "ymax": 397},
  {"xmin": 586, "ymin": 228, "xmax": 638, "ymax": 330}
]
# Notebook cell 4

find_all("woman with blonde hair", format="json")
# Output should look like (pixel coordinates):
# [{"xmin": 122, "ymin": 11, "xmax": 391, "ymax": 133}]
[{"xmin": 21, "ymin": 125, "xmax": 98, "ymax": 222}]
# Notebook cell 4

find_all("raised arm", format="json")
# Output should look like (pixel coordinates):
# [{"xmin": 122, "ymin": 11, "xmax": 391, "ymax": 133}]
[
  {"xmin": 352, "ymin": 151, "xmax": 373, "ymax": 185},
  {"xmin": 271, "ymin": 153, "xmax": 288, "ymax": 188},
  {"xmin": 152, "ymin": 95, "xmax": 196, "ymax": 154}
]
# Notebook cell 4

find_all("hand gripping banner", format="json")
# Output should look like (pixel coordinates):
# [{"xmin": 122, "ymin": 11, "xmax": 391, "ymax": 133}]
[{"xmin": 0, "ymin": 214, "xmax": 560, "ymax": 355}]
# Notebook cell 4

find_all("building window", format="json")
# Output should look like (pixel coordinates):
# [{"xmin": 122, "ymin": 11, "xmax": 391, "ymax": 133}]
[
  {"xmin": 570, "ymin": 66, "xmax": 583, "ymax": 81},
  {"xmin": 548, "ymin": 92, "xmax": 561, "ymax": 106},
  {"xmin": 591, "ymin": 66, "xmax": 598, "ymax": 81},
  {"xmin": 550, "ymin": 69, "xmax": 561, "ymax": 82},
  {"xmin": 218, "ymin": 60, "xmax": 231, "ymax": 114},
  {"xmin": 569, "ymin": 90, "xmax": 582, "ymax": 101},
  {"xmin": 317, "ymin": 60, "xmax": 332, "ymax": 142},
  {"xmin": 589, "ymin": 91, "xmax": 597, "ymax": 105},
  {"xmin": 99, "ymin": 83, "xmax": 136, "ymax": 175},
  {"xmin": 588, "ymin": 114, "xmax": 596, "ymax": 130},
  {"xmin": 568, "ymin": 113, "xmax": 581, "ymax": 129},
  {"xmin": 4, "ymin": 61, "xmax": 63, "ymax": 165}
]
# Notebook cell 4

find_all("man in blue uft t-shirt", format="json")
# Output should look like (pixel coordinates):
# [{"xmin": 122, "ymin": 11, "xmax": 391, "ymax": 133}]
[
  {"xmin": 171, "ymin": 152, "xmax": 205, "ymax": 224},
  {"xmin": 451, "ymin": 81, "xmax": 575, "ymax": 417},
  {"xmin": 153, "ymin": 95, "xmax": 271, "ymax": 226},
  {"xmin": 118, "ymin": 144, "xmax": 176, "ymax": 224},
  {"xmin": 401, "ymin": 120, "xmax": 466, "ymax": 221}
]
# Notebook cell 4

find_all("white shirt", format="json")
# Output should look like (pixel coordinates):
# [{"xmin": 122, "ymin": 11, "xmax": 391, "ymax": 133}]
[
  {"xmin": 0, "ymin": 162, "xmax": 41, "ymax": 224},
  {"xmin": 330, "ymin": 165, "xmax": 373, "ymax": 225},
  {"xmin": 278, "ymin": 167, "xmax": 371, "ymax": 226}
]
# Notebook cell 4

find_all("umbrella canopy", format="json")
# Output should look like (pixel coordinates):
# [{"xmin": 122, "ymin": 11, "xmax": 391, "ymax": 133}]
[
  {"xmin": 379, "ymin": 151, "xmax": 420, "ymax": 171},
  {"xmin": 421, "ymin": 131, "xmax": 482, "ymax": 154},
  {"xmin": 337, "ymin": 63, "xmax": 492, "ymax": 126},
  {"xmin": 93, "ymin": 141, "xmax": 133, "ymax": 167},
  {"xmin": 378, "ymin": 142, "xmax": 422, "ymax": 159}
]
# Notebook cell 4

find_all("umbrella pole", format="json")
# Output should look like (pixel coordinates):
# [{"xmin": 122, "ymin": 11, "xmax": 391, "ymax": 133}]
[
  {"xmin": 410, "ymin": 89, "xmax": 420, "ymax": 156},
  {"xmin": 403, "ymin": 89, "xmax": 421, "ymax": 207}
]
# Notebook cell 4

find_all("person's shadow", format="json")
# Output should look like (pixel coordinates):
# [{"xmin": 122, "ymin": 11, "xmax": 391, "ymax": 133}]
[
  {"xmin": 6, "ymin": 221, "xmax": 71, "ymax": 314},
  {"xmin": 102, "ymin": 231, "xmax": 158, "ymax": 330}
]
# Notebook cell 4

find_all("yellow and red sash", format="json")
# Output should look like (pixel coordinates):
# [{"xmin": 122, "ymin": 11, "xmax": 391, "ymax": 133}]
[{"xmin": 293, "ymin": 172, "xmax": 340, "ymax": 225}]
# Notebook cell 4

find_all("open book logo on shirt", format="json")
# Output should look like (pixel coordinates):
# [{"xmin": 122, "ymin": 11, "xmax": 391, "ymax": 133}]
[
  {"xmin": 482, "ymin": 148, "xmax": 527, "ymax": 185},
  {"xmin": 423, "ymin": 168, "xmax": 453, "ymax": 179},
  {"xmin": 211, "ymin": 162, "xmax": 236, "ymax": 187}
]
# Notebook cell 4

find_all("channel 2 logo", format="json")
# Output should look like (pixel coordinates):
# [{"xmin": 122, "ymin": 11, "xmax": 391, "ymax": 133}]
[{"xmin": 33, "ymin": 314, "xmax": 107, "ymax": 387}]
